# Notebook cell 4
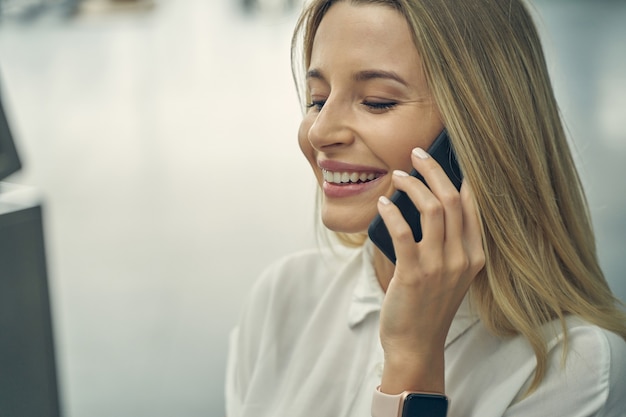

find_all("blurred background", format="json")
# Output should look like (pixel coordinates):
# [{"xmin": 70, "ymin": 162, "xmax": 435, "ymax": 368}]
[{"xmin": 0, "ymin": 0, "xmax": 624, "ymax": 416}]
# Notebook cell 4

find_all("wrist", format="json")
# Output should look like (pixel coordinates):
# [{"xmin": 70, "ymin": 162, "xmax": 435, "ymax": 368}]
[{"xmin": 380, "ymin": 352, "xmax": 445, "ymax": 394}]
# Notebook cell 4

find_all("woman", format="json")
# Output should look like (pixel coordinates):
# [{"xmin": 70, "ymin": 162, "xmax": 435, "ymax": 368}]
[{"xmin": 226, "ymin": 0, "xmax": 626, "ymax": 416}]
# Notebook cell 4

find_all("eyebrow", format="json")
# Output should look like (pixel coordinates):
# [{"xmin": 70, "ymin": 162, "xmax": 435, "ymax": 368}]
[
  {"xmin": 306, "ymin": 68, "xmax": 409, "ymax": 87},
  {"xmin": 354, "ymin": 69, "xmax": 409, "ymax": 87}
]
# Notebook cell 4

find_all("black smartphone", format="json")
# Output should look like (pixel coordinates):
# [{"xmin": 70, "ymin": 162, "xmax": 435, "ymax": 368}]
[{"xmin": 367, "ymin": 129, "xmax": 462, "ymax": 263}]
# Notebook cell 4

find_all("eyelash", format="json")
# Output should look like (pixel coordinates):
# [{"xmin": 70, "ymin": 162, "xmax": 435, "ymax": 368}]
[
  {"xmin": 364, "ymin": 101, "xmax": 397, "ymax": 111},
  {"xmin": 306, "ymin": 100, "xmax": 325, "ymax": 111},
  {"xmin": 305, "ymin": 100, "xmax": 397, "ymax": 112}
]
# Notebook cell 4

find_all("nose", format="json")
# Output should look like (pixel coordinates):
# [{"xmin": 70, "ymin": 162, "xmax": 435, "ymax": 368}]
[{"xmin": 306, "ymin": 98, "xmax": 355, "ymax": 151}]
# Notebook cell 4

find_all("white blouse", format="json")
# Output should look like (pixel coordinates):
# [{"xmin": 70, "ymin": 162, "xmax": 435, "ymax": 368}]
[{"xmin": 225, "ymin": 242, "xmax": 626, "ymax": 417}]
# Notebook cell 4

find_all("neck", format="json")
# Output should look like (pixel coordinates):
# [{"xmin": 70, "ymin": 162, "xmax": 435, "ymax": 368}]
[{"xmin": 372, "ymin": 245, "xmax": 395, "ymax": 293}]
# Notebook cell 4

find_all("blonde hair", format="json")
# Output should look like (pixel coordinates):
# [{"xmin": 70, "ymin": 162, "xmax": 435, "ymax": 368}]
[{"xmin": 292, "ymin": 0, "xmax": 626, "ymax": 393}]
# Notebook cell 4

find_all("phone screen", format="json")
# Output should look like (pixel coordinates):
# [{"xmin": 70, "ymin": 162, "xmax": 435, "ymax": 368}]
[{"xmin": 367, "ymin": 130, "xmax": 462, "ymax": 263}]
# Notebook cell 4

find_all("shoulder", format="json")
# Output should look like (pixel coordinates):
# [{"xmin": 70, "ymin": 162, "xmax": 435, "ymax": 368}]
[
  {"xmin": 229, "ymin": 249, "xmax": 334, "ymax": 380},
  {"xmin": 562, "ymin": 320, "xmax": 626, "ymax": 411},
  {"xmin": 554, "ymin": 317, "xmax": 626, "ymax": 375},
  {"xmin": 521, "ymin": 319, "xmax": 626, "ymax": 416},
  {"xmin": 258, "ymin": 247, "xmax": 338, "ymax": 284},
  {"xmin": 228, "ymin": 246, "xmax": 364, "ymax": 388},
  {"xmin": 249, "ymin": 246, "xmax": 360, "ymax": 305},
  {"xmin": 234, "ymin": 246, "xmax": 360, "ymax": 330},
  {"xmin": 446, "ymin": 317, "xmax": 626, "ymax": 416}
]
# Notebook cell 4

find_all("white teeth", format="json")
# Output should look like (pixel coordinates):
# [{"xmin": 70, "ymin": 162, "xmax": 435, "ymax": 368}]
[{"xmin": 322, "ymin": 169, "xmax": 380, "ymax": 184}]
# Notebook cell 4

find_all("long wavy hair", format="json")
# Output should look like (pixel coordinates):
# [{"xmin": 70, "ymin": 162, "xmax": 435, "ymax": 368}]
[{"xmin": 291, "ymin": 0, "xmax": 626, "ymax": 393}]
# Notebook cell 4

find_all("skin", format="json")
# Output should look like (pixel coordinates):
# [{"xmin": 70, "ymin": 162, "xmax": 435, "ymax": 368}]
[
  {"xmin": 298, "ymin": 2, "xmax": 485, "ymax": 396},
  {"xmin": 299, "ymin": 2, "xmax": 442, "ymax": 234}
]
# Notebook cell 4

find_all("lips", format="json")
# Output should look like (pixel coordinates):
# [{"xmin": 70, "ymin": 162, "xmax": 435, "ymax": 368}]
[{"xmin": 318, "ymin": 160, "xmax": 387, "ymax": 198}]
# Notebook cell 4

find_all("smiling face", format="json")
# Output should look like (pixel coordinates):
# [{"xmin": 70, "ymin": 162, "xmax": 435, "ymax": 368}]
[{"xmin": 298, "ymin": 1, "xmax": 444, "ymax": 234}]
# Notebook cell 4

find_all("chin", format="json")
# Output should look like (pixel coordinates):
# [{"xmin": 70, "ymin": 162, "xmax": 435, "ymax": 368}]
[
  {"xmin": 317, "ymin": 192, "xmax": 381, "ymax": 234},
  {"xmin": 322, "ymin": 221, "xmax": 366, "ymax": 235},
  {"xmin": 320, "ymin": 210, "xmax": 374, "ymax": 235},
  {"xmin": 321, "ymin": 219, "xmax": 369, "ymax": 248}
]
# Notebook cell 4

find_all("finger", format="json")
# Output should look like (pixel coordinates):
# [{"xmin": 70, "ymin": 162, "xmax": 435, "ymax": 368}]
[
  {"xmin": 390, "ymin": 169, "xmax": 445, "ymax": 248},
  {"xmin": 411, "ymin": 147, "xmax": 464, "ymax": 244},
  {"xmin": 376, "ymin": 195, "xmax": 422, "ymax": 266}
]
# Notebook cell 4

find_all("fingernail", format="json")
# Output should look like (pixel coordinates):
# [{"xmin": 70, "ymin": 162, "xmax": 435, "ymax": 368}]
[
  {"xmin": 393, "ymin": 170, "xmax": 409, "ymax": 177},
  {"xmin": 378, "ymin": 196, "xmax": 391, "ymax": 205},
  {"xmin": 412, "ymin": 147, "xmax": 429, "ymax": 159}
]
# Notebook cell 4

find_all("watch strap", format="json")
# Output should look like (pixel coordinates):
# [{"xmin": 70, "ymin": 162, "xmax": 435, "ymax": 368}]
[
  {"xmin": 371, "ymin": 386, "xmax": 449, "ymax": 417},
  {"xmin": 371, "ymin": 386, "xmax": 404, "ymax": 417}
]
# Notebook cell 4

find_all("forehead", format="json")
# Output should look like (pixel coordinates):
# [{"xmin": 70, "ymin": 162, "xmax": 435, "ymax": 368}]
[{"xmin": 310, "ymin": 2, "xmax": 420, "ymax": 73}]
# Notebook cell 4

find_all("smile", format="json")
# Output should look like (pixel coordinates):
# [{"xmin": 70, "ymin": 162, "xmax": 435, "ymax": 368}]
[{"xmin": 322, "ymin": 169, "xmax": 382, "ymax": 184}]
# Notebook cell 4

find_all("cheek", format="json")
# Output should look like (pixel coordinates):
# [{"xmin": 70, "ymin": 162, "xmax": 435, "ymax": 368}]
[
  {"xmin": 297, "ymin": 118, "xmax": 311, "ymax": 156},
  {"xmin": 388, "ymin": 139, "xmax": 421, "ymax": 172},
  {"xmin": 298, "ymin": 117, "xmax": 320, "ymax": 179},
  {"xmin": 366, "ymin": 129, "xmax": 419, "ymax": 172},
  {"xmin": 371, "ymin": 119, "xmax": 443, "ymax": 172}
]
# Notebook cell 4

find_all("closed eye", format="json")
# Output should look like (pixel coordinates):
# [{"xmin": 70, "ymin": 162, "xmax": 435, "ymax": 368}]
[
  {"xmin": 307, "ymin": 99, "xmax": 397, "ymax": 112},
  {"xmin": 306, "ymin": 99, "xmax": 326, "ymax": 111},
  {"xmin": 362, "ymin": 101, "xmax": 397, "ymax": 112}
]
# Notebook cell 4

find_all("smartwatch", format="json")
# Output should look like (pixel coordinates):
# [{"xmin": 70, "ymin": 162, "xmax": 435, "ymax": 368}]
[{"xmin": 371, "ymin": 386, "xmax": 449, "ymax": 417}]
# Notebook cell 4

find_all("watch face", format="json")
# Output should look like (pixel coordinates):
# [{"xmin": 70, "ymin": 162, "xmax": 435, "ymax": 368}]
[{"xmin": 402, "ymin": 393, "xmax": 449, "ymax": 417}]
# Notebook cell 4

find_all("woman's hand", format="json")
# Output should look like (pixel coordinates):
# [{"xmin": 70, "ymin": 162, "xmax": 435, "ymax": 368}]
[{"xmin": 376, "ymin": 147, "xmax": 485, "ymax": 395}]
